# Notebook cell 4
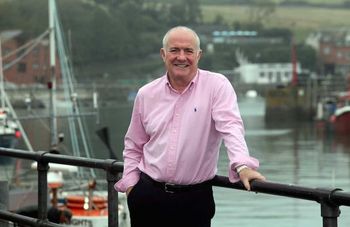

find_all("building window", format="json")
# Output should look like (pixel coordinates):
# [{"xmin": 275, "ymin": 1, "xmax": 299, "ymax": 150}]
[
  {"xmin": 276, "ymin": 72, "xmax": 282, "ymax": 83},
  {"xmin": 285, "ymin": 72, "xmax": 290, "ymax": 78},
  {"xmin": 268, "ymin": 72, "xmax": 273, "ymax": 80},
  {"xmin": 17, "ymin": 63, "xmax": 27, "ymax": 73},
  {"xmin": 3, "ymin": 48, "xmax": 11, "ymax": 55},
  {"xmin": 260, "ymin": 72, "xmax": 265, "ymax": 78},
  {"xmin": 323, "ymin": 47, "xmax": 331, "ymax": 55},
  {"xmin": 32, "ymin": 63, "xmax": 39, "ymax": 69},
  {"xmin": 33, "ymin": 47, "xmax": 39, "ymax": 56},
  {"xmin": 337, "ymin": 51, "xmax": 343, "ymax": 59}
]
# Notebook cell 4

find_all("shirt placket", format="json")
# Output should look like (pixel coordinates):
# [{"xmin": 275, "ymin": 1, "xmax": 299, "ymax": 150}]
[{"xmin": 166, "ymin": 95, "xmax": 183, "ymax": 178}]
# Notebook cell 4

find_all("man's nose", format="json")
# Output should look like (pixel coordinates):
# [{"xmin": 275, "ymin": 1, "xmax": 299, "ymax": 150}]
[{"xmin": 176, "ymin": 50, "xmax": 186, "ymax": 60}]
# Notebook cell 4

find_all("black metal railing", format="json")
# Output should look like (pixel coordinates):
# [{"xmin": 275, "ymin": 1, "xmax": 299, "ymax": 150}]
[{"xmin": 1, "ymin": 147, "xmax": 350, "ymax": 227}]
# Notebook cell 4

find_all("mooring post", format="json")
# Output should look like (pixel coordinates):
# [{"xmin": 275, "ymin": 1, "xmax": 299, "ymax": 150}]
[{"xmin": 0, "ymin": 181, "xmax": 9, "ymax": 227}]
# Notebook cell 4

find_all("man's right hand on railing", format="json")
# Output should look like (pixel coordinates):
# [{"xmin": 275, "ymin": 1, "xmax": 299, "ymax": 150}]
[{"xmin": 238, "ymin": 167, "xmax": 266, "ymax": 191}]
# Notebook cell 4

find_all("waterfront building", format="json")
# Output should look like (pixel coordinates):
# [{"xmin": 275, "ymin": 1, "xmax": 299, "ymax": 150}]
[
  {"xmin": 234, "ymin": 62, "xmax": 301, "ymax": 85},
  {"xmin": 0, "ymin": 29, "xmax": 61, "ymax": 85}
]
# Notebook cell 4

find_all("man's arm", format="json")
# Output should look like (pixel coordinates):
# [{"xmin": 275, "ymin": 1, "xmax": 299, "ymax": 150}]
[
  {"xmin": 114, "ymin": 94, "xmax": 149, "ymax": 192},
  {"xmin": 212, "ymin": 77, "xmax": 265, "ymax": 186}
]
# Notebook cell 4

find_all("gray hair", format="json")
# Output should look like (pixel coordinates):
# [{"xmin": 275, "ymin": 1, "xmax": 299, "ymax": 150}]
[{"xmin": 162, "ymin": 26, "xmax": 201, "ymax": 50}]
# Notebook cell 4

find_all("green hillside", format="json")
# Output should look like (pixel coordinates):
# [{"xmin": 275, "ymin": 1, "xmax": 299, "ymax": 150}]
[{"xmin": 201, "ymin": 4, "xmax": 350, "ymax": 40}]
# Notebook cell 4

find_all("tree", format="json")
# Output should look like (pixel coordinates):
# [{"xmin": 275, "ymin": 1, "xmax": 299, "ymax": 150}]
[
  {"xmin": 165, "ymin": 0, "xmax": 202, "ymax": 26},
  {"xmin": 0, "ymin": 0, "xmax": 48, "ymax": 39},
  {"xmin": 184, "ymin": 0, "xmax": 203, "ymax": 25}
]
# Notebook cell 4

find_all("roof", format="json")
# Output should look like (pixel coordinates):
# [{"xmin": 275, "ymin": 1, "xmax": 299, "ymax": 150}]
[{"xmin": 0, "ymin": 30, "xmax": 22, "ymax": 42}]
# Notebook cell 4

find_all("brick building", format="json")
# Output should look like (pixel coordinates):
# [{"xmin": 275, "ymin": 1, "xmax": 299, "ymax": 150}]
[
  {"xmin": 317, "ymin": 30, "xmax": 350, "ymax": 75},
  {"xmin": 1, "ymin": 29, "xmax": 61, "ymax": 85}
]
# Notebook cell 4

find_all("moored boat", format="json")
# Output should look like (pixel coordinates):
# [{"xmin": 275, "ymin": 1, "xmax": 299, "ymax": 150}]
[
  {"xmin": 0, "ymin": 108, "xmax": 21, "ymax": 164},
  {"xmin": 331, "ymin": 92, "xmax": 350, "ymax": 134},
  {"xmin": 0, "ymin": 37, "xmax": 22, "ymax": 164},
  {"xmin": 31, "ymin": 162, "xmax": 130, "ymax": 227}
]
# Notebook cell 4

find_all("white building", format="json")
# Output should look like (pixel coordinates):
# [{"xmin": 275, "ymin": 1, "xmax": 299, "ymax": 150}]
[{"xmin": 234, "ymin": 62, "xmax": 301, "ymax": 85}]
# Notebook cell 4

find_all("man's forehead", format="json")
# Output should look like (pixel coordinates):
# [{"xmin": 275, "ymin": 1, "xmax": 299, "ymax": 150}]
[{"xmin": 167, "ymin": 39, "xmax": 197, "ymax": 49}]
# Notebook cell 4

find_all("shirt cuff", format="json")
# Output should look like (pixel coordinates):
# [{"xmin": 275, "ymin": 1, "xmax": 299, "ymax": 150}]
[{"xmin": 114, "ymin": 171, "xmax": 140, "ymax": 192}]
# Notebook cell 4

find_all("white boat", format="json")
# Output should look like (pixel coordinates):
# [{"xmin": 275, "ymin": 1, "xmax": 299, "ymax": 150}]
[
  {"xmin": 0, "ymin": 38, "xmax": 23, "ymax": 164},
  {"xmin": 0, "ymin": 108, "xmax": 21, "ymax": 164}
]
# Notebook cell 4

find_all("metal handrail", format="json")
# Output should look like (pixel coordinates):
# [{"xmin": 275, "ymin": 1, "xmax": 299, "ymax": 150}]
[{"xmin": 1, "ymin": 147, "xmax": 350, "ymax": 227}]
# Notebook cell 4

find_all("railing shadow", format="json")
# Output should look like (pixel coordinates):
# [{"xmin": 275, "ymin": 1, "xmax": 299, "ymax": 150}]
[{"xmin": 0, "ymin": 147, "xmax": 350, "ymax": 227}]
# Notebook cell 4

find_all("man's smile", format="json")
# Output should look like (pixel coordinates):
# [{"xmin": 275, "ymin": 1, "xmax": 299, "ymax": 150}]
[{"xmin": 174, "ymin": 63, "xmax": 189, "ymax": 68}]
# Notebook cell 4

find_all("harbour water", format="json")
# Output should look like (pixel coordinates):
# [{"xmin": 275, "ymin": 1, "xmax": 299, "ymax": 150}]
[
  {"xmin": 213, "ymin": 96, "xmax": 350, "ymax": 227},
  {"xmin": 7, "ymin": 96, "xmax": 350, "ymax": 226}
]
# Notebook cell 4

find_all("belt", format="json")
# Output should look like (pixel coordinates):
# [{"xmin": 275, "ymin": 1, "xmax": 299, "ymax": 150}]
[{"xmin": 140, "ymin": 172, "xmax": 212, "ymax": 193}]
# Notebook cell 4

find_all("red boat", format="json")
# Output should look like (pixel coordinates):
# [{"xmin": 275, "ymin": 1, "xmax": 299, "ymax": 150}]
[{"xmin": 331, "ymin": 92, "xmax": 350, "ymax": 134}]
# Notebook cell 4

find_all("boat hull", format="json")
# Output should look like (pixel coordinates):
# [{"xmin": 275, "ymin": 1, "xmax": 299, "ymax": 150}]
[
  {"xmin": 0, "ymin": 135, "xmax": 19, "ymax": 165},
  {"xmin": 334, "ymin": 111, "xmax": 350, "ymax": 134},
  {"xmin": 61, "ymin": 192, "xmax": 129, "ymax": 227}
]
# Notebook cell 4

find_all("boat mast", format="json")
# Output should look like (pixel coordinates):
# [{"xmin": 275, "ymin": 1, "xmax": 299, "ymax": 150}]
[
  {"xmin": 291, "ymin": 36, "xmax": 298, "ymax": 87},
  {"xmin": 0, "ymin": 38, "xmax": 5, "ymax": 109},
  {"xmin": 49, "ymin": 0, "xmax": 58, "ymax": 147}
]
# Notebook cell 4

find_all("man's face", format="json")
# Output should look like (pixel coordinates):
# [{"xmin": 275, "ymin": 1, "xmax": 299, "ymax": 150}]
[{"xmin": 160, "ymin": 30, "xmax": 202, "ymax": 81}]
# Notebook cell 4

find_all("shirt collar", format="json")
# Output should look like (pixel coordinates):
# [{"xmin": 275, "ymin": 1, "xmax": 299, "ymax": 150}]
[{"xmin": 165, "ymin": 70, "xmax": 199, "ymax": 92}]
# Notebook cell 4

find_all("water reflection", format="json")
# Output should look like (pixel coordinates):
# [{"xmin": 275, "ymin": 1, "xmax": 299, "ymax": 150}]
[
  {"xmin": 10, "ymin": 96, "xmax": 350, "ymax": 226},
  {"xmin": 212, "ymin": 96, "xmax": 350, "ymax": 227}
]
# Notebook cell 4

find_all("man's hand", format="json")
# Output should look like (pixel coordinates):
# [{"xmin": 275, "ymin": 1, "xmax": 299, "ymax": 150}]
[
  {"xmin": 238, "ymin": 168, "xmax": 266, "ymax": 191},
  {"xmin": 126, "ymin": 186, "xmax": 134, "ymax": 196}
]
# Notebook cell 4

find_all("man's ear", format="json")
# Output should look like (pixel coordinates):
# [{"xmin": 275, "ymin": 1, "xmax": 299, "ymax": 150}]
[
  {"xmin": 160, "ymin": 48, "xmax": 166, "ymax": 62},
  {"xmin": 197, "ymin": 49, "xmax": 202, "ymax": 59}
]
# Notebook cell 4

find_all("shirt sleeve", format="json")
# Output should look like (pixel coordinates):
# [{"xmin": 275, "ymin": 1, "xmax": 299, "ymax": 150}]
[
  {"xmin": 212, "ymin": 77, "xmax": 259, "ymax": 183},
  {"xmin": 114, "ymin": 93, "xmax": 149, "ymax": 192}
]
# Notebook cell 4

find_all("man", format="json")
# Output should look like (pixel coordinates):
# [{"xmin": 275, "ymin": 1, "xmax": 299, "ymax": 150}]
[{"xmin": 115, "ymin": 26, "xmax": 265, "ymax": 227}]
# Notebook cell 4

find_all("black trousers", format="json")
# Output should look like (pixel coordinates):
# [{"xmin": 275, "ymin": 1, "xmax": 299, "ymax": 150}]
[{"xmin": 127, "ymin": 173, "xmax": 215, "ymax": 227}]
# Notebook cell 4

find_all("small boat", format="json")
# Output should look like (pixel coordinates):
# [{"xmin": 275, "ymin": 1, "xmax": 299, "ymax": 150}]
[
  {"xmin": 330, "ymin": 91, "xmax": 350, "ymax": 134},
  {"xmin": 29, "ymin": 162, "xmax": 130, "ymax": 227},
  {"xmin": 0, "ymin": 108, "xmax": 21, "ymax": 164},
  {"xmin": 0, "ymin": 38, "xmax": 22, "ymax": 164}
]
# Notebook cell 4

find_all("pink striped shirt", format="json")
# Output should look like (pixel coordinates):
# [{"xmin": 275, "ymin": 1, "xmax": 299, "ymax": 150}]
[{"xmin": 115, "ymin": 69, "xmax": 259, "ymax": 192}]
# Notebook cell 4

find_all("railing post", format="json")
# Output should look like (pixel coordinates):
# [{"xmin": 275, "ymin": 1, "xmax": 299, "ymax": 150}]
[
  {"xmin": 317, "ymin": 188, "xmax": 342, "ymax": 227},
  {"xmin": 320, "ymin": 202, "xmax": 340, "ymax": 227},
  {"xmin": 0, "ymin": 181, "xmax": 9, "ymax": 227},
  {"xmin": 37, "ymin": 152, "xmax": 49, "ymax": 221},
  {"xmin": 106, "ymin": 159, "xmax": 120, "ymax": 227}
]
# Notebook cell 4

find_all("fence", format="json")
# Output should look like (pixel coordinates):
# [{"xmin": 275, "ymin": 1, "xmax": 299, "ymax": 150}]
[{"xmin": 0, "ymin": 147, "xmax": 350, "ymax": 227}]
